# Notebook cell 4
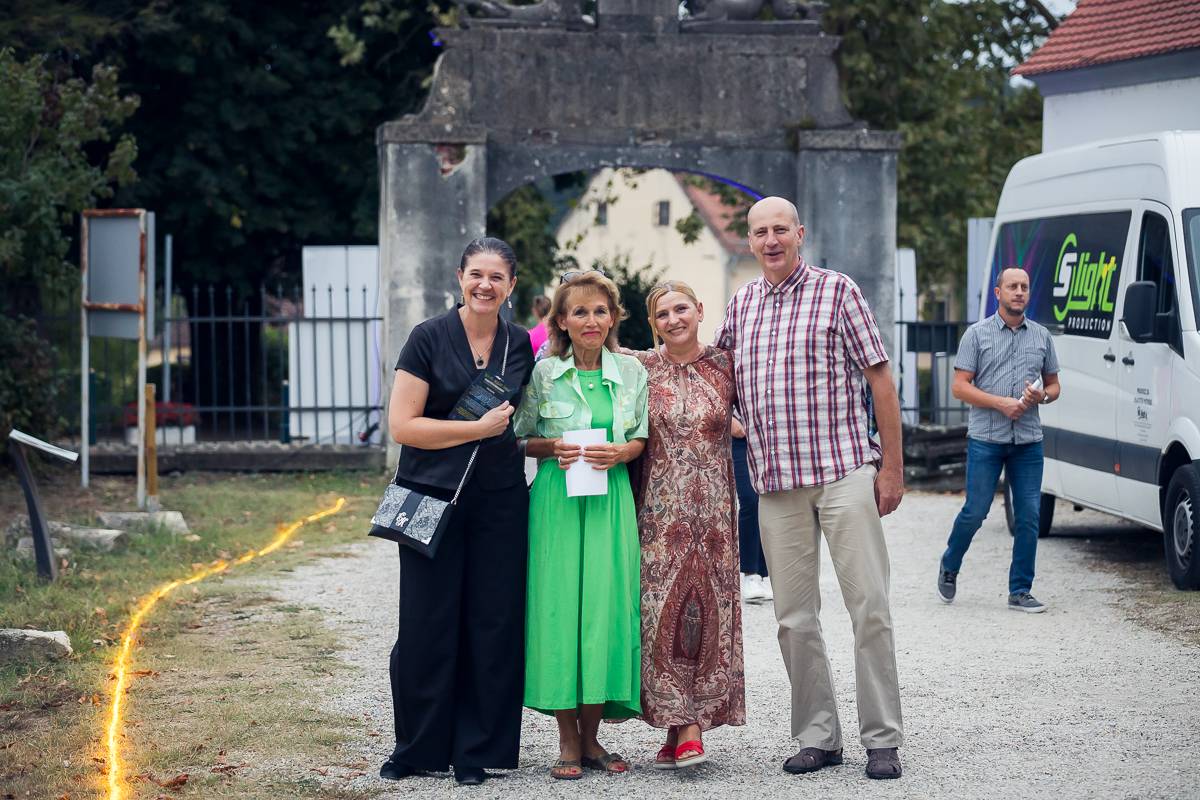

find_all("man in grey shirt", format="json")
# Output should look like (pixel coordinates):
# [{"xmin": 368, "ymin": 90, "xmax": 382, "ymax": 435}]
[{"xmin": 937, "ymin": 267, "xmax": 1061, "ymax": 612}]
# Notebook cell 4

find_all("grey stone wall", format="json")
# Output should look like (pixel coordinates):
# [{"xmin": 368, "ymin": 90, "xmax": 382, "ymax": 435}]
[{"xmin": 377, "ymin": 9, "xmax": 901, "ymax": 461}]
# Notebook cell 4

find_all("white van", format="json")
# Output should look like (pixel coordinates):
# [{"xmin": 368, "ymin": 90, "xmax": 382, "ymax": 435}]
[{"xmin": 984, "ymin": 131, "xmax": 1200, "ymax": 589}]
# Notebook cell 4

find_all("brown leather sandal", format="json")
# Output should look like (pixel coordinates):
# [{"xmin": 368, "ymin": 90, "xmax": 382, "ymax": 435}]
[
  {"xmin": 580, "ymin": 751, "xmax": 629, "ymax": 774},
  {"xmin": 550, "ymin": 759, "xmax": 583, "ymax": 780}
]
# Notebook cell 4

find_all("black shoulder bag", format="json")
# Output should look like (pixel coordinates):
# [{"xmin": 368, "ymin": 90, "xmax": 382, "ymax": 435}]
[{"xmin": 369, "ymin": 325, "xmax": 511, "ymax": 557}]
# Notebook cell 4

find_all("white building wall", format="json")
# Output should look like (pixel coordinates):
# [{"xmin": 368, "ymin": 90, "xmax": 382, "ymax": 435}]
[
  {"xmin": 557, "ymin": 169, "xmax": 741, "ymax": 343},
  {"xmin": 1043, "ymin": 76, "xmax": 1200, "ymax": 151}
]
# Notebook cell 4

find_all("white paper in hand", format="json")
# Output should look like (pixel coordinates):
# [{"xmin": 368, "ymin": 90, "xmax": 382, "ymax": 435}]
[{"xmin": 562, "ymin": 428, "xmax": 609, "ymax": 497}]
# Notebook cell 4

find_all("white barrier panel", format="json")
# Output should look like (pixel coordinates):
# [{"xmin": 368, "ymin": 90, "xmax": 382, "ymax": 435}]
[{"xmin": 287, "ymin": 246, "xmax": 383, "ymax": 445}]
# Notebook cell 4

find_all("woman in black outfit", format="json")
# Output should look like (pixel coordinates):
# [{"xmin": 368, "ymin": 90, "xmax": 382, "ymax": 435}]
[{"xmin": 380, "ymin": 237, "xmax": 534, "ymax": 786}]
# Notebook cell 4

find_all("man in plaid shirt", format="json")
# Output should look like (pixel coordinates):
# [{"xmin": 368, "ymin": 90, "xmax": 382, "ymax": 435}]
[{"xmin": 715, "ymin": 197, "xmax": 905, "ymax": 780}]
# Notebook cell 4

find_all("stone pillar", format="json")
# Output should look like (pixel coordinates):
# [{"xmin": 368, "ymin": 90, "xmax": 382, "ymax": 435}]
[
  {"xmin": 377, "ymin": 127, "xmax": 488, "ymax": 462},
  {"xmin": 794, "ymin": 130, "xmax": 902, "ymax": 357}
]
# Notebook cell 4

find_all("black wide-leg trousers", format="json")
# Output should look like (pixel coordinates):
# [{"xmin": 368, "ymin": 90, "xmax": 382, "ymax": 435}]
[{"xmin": 388, "ymin": 477, "xmax": 528, "ymax": 772}]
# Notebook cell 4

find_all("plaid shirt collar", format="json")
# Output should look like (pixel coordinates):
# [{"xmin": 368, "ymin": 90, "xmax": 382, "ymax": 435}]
[{"xmin": 755, "ymin": 258, "xmax": 809, "ymax": 296}]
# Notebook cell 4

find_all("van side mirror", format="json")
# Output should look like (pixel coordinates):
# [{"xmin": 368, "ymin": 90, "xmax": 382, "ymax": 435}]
[{"xmin": 1122, "ymin": 281, "xmax": 1157, "ymax": 342}]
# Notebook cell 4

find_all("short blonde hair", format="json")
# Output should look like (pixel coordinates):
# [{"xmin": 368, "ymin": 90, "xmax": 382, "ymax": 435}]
[
  {"xmin": 547, "ymin": 272, "xmax": 628, "ymax": 357},
  {"xmin": 645, "ymin": 280, "xmax": 701, "ymax": 347}
]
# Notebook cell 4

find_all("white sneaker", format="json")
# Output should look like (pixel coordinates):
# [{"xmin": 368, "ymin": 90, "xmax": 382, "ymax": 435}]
[
  {"xmin": 742, "ymin": 573, "xmax": 766, "ymax": 604},
  {"xmin": 760, "ymin": 576, "xmax": 773, "ymax": 602}
]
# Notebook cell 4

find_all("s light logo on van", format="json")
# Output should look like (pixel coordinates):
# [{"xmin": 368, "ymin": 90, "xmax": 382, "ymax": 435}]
[
  {"xmin": 989, "ymin": 211, "xmax": 1130, "ymax": 339},
  {"xmin": 1052, "ymin": 232, "xmax": 1119, "ymax": 335}
]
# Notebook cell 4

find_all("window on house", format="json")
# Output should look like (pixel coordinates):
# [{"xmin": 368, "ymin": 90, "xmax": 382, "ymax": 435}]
[
  {"xmin": 656, "ymin": 201, "xmax": 670, "ymax": 227},
  {"xmin": 595, "ymin": 202, "xmax": 607, "ymax": 226}
]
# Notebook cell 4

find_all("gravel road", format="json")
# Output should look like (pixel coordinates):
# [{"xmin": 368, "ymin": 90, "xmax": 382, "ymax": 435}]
[{"xmin": 264, "ymin": 492, "xmax": 1198, "ymax": 800}]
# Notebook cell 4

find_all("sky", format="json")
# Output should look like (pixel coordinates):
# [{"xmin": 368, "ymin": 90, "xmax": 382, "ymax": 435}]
[{"xmin": 1043, "ymin": 0, "xmax": 1078, "ymax": 19}]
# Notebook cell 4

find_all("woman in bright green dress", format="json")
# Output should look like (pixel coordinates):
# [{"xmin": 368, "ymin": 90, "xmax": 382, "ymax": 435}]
[{"xmin": 513, "ymin": 270, "xmax": 648, "ymax": 781}]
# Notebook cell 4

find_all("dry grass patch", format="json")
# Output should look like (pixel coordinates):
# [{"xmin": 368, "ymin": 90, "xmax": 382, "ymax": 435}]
[
  {"xmin": 0, "ymin": 469, "xmax": 385, "ymax": 799},
  {"xmin": 116, "ymin": 587, "xmax": 373, "ymax": 799}
]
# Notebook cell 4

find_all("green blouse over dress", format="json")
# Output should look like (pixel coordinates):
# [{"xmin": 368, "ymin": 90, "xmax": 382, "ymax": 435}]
[{"xmin": 514, "ymin": 349, "xmax": 648, "ymax": 719}]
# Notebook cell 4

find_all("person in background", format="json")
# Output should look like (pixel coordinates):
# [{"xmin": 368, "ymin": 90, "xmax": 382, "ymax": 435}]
[
  {"xmin": 937, "ymin": 266, "xmax": 1060, "ymax": 613},
  {"xmin": 732, "ymin": 417, "xmax": 771, "ymax": 604},
  {"xmin": 528, "ymin": 294, "xmax": 551, "ymax": 355},
  {"xmin": 381, "ymin": 237, "xmax": 534, "ymax": 787},
  {"xmin": 630, "ymin": 280, "xmax": 745, "ymax": 771},
  {"xmin": 513, "ymin": 270, "xmax": 648, "ymax": 781}
]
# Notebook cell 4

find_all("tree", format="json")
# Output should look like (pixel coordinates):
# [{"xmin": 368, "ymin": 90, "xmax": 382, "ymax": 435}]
[
  {"xmin": 0, "ymin": 47, "xmax": 138, "ymax": 316},
  {"xmin": 602, "ymin": 255, "xmax": 665, "ymax": 351},
  {"xmin": 103, "ymin": 1, "xmax": 453, "ymax": 292},
  {"xmin": 7, "ymin": 1, "xmax": 453, "ymax": 293},
  {"xmin": 0, "ymin": 48, "xmax": 136, "ymax": 440},
  {"xmin": 822, "ymin": 0, "xmax": 1052, "ymax": 293}
]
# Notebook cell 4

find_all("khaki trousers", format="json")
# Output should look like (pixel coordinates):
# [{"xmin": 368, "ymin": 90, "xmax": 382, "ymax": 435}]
[{"xmin": 757, "ymin": 463, "xmax": 904, "ymax": 749}]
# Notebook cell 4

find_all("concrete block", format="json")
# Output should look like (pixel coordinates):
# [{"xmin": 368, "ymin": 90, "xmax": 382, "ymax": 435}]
[
  {"xmin": 6, "ymin": 516, "xmax": 128, "ymax": 551},
  {"xmin": 15, "ymin": 538, "xmax": 71, "ymax": 559},
  {"xmin": 0, "ymin": 629, "xmax": 73, "ymax": 663},
  {"xmin": 95, "ymin": 510, "xmax": 190, "ymax": 536}
]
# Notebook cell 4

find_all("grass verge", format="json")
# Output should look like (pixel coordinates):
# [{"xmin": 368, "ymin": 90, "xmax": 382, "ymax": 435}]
[{"xmin": 0, "ymin": 468, "xmax": 383, "ymax": 798}]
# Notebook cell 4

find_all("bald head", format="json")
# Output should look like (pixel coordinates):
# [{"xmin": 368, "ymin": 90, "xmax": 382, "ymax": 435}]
[
  {"xmin": 748, "ymin": 196, "xmax": 801, "ymax": 227},
  {"xmin": 746, "ymin": 196, "xmax": 806, "ymax": 283}
]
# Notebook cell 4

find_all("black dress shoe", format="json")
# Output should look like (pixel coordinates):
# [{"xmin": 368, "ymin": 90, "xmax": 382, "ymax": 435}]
[
  {"xmin": 454, "ymin": 766, "xmax": 486, "ymax": 785},
  {"xmin": 379, "ymin": 759, "xmax": 418, "ymax": 780},
  {"xmin": 783, "ymin": 747, "xmax": 843, "ymax": 774}
]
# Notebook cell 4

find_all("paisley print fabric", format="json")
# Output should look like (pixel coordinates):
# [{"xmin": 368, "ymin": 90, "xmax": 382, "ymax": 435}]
[{"xmin": 634, "ymin": 346, "xmax": 746, "ymax": 730}]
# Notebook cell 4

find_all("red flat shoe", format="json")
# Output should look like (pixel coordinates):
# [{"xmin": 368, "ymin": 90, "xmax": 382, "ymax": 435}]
[
  {"xmin": 674, "ymin": 739, "xmax": 708, "ymax": 768},
  {"xmin": 653, "ymin": 743, "xmax": 677, "ymax": 771}
]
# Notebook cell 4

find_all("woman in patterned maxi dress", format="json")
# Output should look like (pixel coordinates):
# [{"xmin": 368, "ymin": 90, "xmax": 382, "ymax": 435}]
[{"xmin": 633, "ymin": 281, "xmax": 745, "ymax": 770}]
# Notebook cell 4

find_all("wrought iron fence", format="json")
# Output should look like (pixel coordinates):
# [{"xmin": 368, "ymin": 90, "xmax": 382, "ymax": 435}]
[
  {"xmin": 36, "ymin": 284, "xmax": 384, "ymax": 447},
  {"xmin": 892, "ymin": 319, "xmax": 971, "ymax": 426},
  {"xmin": 35, "ymin": 299, "xmax": 966, "ymax": 441}
]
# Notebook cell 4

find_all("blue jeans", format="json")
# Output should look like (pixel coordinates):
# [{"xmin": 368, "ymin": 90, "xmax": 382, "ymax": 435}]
[
  {"xmin": 941, "ymin": 438, "xmax": 1043, "ymax": 594},
  {"xmin": 732, "ymin": 436, "xmax": 767, "ymax": 577}
]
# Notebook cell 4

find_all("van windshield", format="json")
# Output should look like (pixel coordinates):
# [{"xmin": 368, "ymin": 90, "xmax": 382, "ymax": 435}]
[{"xmin": 1186, "ymin": 209, "xmax": 1200, "ymax": 329}]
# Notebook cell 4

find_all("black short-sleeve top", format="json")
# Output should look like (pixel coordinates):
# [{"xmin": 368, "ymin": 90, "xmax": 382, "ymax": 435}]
[{"xmin": 393, "ymin": 307, "xmax": 534, "ymax": 492}]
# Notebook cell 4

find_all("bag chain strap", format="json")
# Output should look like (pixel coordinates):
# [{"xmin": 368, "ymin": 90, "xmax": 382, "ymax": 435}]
[{"xmin": 449, "ymin": 324, "xmax": 510, "ymax": 505}]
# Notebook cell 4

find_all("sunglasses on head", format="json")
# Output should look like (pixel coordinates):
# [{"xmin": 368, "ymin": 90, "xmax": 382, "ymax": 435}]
[{"xmin": 558, "ymin": 267, "xmax": 608, "ymax": 284}]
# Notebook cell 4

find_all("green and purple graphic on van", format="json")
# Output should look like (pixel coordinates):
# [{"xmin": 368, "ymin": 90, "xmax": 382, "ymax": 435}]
[{"xmin": 987, "ymin": 211, "xmax": 1131, "ymax": 339}]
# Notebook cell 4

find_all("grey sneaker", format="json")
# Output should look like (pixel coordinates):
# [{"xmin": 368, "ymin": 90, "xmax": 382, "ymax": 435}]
[
  {"xmin": 937, "ymin": 568, "xmax": 957, "ymax": 603},
  {"xmin": 1007, "ymin": 592, "xmax": 1046, "ymax": 613}
]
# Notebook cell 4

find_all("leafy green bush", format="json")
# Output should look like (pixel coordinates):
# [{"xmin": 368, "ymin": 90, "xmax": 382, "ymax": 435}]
[
  {"xmin": 0, "ymin": 316, "xmax": 66, "ymax": 446},
  {"xmin": 603, "ymin": 255, "xmax": 665, "ymax": 352}
]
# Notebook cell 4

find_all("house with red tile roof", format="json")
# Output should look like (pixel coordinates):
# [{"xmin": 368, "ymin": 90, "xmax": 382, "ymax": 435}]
[
  {"xmin": 1014, "ymin": 0, "xmax": 1200, "ymax": 151},
  {"xmin": 555, "ymin": 168, "xmax": 759, "ymax": 343}
]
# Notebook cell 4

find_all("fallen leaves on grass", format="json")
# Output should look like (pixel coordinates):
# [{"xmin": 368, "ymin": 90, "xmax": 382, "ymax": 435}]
[
  {"xmin": 210, "ymin": 762, "xmax": 248, "ymax": 775},
  {"xmin": 136, "ymin": 772, "xmax": 189, "ymax": 790}
]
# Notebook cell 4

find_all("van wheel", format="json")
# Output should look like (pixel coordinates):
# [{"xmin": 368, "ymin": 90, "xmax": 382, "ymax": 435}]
[
  {"xmin": 1004, "ymin": 484, "xmax": 1055, "ymax": 538},
  {"xmin": 1163, "ymin": 465, "xmax": 1200, "ymax": 590}
]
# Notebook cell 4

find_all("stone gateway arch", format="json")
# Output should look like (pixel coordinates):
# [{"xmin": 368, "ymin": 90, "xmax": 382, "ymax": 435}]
[{"xmin": 377, "ymin": 0, "xmax": 900, "ymax": 380}]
